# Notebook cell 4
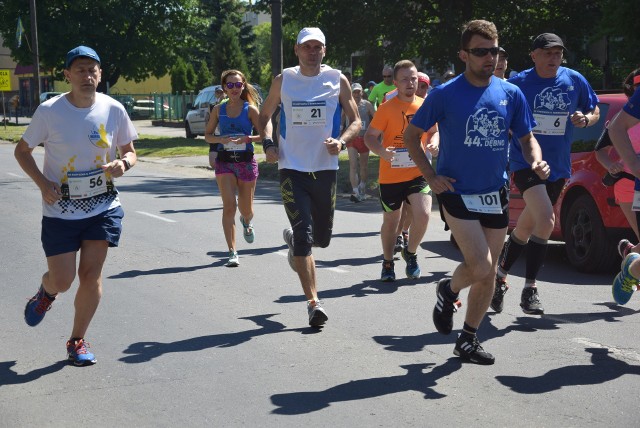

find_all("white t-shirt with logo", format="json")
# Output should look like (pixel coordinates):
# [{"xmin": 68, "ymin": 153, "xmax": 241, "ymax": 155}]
[{"xmin": 23, "ymin": 92, "xmax": 138, "ymax": 219}]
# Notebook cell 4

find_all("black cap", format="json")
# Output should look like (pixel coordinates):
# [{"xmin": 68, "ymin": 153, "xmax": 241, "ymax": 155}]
[
  {"xmin": 498, "ymin": 47, "xmax": 508, "ymax": 58},
  {"xmin": 531, "ymin": 33, "xmax": 566, "ymax": 51}
]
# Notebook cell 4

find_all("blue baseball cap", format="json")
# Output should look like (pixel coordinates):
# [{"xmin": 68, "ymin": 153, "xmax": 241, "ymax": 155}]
[{"xmin": 65, "ymin": 46, "xmax": 101, "ymax": 68}]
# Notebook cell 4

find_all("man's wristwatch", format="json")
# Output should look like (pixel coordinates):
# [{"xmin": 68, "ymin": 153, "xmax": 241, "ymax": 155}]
[
  {"xmin": 122, "ymin": 158, "xmax": 131, "ymax": 171},
  {"xmin": 339, "ymin": 139, "xmax": 347, "ymax": 151},
  {"xmin": 583, "ymin": 115, "xmax": 590, "ymax": 128}
]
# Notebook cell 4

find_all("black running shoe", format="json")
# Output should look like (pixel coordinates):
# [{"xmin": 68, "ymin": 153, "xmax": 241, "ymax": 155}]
[
  {"xmin": 433, "ymin": 278, "xmax": 459, "ymax": 335},
  {"xmin": 394, "ymin": 235, "xmax": 403, "ymax": 254},
  {"xmin": 490, "ymin": 277, "xmax": 509, "ymax": 313},
  {"xmin": 380, "ymin": 260, "xmax": 395, "ymax": 282},
  {"xmin": 520, "ymin": 287, "xmax": 544, "ymax": 315},
  {"xmin": 454, "ymin": 334, "xmax": 495, "ymax": 365}
]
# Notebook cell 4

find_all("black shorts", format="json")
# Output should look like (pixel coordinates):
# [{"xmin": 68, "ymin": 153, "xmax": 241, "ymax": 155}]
[
  {"xmin": 379, "ymin": 176, "xmax": 431, "ymax": 212},
  {"xmin": 513, "ymin": 168, "xmax": 566, "ymax": 205},
  {"xmin": 437, "ymin": 183, "xmax": 509, "ymax": 229}
]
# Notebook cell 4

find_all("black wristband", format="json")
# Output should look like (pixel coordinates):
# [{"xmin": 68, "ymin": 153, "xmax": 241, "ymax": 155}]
[
  {"xmin": 262, "ymin": 138, "xmax": 275, "ymax": 151},
  {"xmin": 339, "ymin": 139, "xmax": 347, "ymax": 151},
  {"xmin": 583, "ymin": 115, "xmax": 590, "ymax": 128},
  {"xmin": 122, "ymin": 158, "xmax": 131, "ymax": 171}
]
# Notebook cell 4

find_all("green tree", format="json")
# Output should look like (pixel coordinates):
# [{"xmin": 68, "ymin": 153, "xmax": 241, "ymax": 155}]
[
  {"xmin": 1, "ymin": 0, "xmax": 200, "ymax": 93},
  {"xmin": 170, "ymin": 58, "xmax": 190, "ymax": 93},
  {"xmin": 211, "ymin": 19, "xmax": 248, "ymax": 80},
  {"xmin": 195, "ymin": 60, "xmax": 214, "ymax": 90}
]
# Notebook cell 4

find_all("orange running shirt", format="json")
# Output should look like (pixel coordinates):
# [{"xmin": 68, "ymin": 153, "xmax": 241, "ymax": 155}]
[{"xmin": 369, "ymin": 96, "xmax": 428, "ymax": 184}]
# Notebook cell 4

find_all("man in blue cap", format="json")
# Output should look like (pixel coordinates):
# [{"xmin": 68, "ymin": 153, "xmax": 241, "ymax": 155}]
[{"xmin": 15, "ymin": 45, "xmax": 138, "ymax": 366}]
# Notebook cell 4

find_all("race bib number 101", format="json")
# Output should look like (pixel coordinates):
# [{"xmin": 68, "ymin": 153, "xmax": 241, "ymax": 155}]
[{"xmin": 462, "ymin": 191, "xmax": 502, "ymax": 214}]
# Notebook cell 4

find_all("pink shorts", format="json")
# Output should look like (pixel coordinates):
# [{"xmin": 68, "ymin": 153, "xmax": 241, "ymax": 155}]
[
  {"xmin": 215, "ymin": 158, "xmax": 259, "ymax": 182},
  {"xmin": 614, "ymin": 177, "xmax": 634, "ymax": 204},
  {"xmin": 347, "ymin": 136, "xmax": 370, "ymax": 154}
]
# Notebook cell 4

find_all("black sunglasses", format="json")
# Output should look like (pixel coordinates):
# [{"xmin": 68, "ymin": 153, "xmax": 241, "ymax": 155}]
[
  {"xmin": 383, "ymin": 74, "xmax": 392, "ymax": 78},
  {"xmin": 225, "ymin": 82, "xmax": 244, "ymax": 89},
  {"xmin": 464, "ymin": 47, "xmax": 501, "ymax": 57}
]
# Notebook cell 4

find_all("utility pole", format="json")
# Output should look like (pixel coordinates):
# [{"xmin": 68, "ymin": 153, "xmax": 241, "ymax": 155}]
[
  {"xmin": 29, "ymin": 0, "xmax": 41, "ymax": 109},
  {"xmin": 270, "ymin": 0, "xmax": 282, "ymax": 77}
]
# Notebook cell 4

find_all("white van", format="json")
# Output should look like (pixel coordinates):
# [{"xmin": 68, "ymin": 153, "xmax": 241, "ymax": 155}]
[{"xmin": 184, "ymin": 85, "xmax": 222, "ymax": 138}]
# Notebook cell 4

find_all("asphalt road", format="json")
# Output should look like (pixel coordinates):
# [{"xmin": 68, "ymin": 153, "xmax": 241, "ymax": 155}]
[{"xmin": 1, "ymin": 141, "xmax": 639, "ymax": 427}]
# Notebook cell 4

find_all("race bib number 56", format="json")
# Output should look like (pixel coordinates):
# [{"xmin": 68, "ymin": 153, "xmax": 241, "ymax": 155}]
[{"xmin": 67, "ymin": 169, "xmax": 107, "ymax": 199}]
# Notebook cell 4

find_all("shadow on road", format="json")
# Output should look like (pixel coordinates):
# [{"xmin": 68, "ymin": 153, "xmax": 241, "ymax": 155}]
[
  {"xmin": 270, "ymin": 359, "xmax": 462, "ymax": 415},
  {"xmin": 119, "ymin": 314, "xmax": 316, "ymax": 364},
  {"xmin": 496, "ymin": 347, "xmax": 640, "ymax": 394},
  {"xmin": 0, "ymin": 360, "xmax": 68, "ymax": 387}
]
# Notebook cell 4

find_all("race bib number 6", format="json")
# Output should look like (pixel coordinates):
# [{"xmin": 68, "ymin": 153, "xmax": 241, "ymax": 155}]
[
  {"xmin": 462, "ymin": 191, "xmax": 502, "ymax": 214},
  {"xmin": 67, "ymin": 169, "xmax": 107, "ymax": 199},
  {"xmin": 533, "ymin": 112, "xmax": 568, "ymax": 136}
]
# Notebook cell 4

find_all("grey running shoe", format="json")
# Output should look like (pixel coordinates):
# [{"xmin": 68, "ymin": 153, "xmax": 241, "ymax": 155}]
[
  {"xmin": 491, "ymin": 277, "xmax": 509, "ymax": 313},
  {"xmin": 403, "ymin": 249, "xmax": 420, "ymax": 279},
  {"xmin": 618, "ymin": 239, "xmax": 634, "ymax": 259},
  {"xmin": 433, "ymin": 278, "xmax": 459, "ymax": 335},
  {"xmin": 454, "ymin": 334, "xmax": 495, "ymax": 365},
  {"xmin": 520, "ymin": 287, "xmax": 544, "ymax": 315},
  {"xmin": 225, "ymin": 251, "xmax": 239, "ymax": 267},
  {"xmin": 283, "ymin": 228, "xmax": 297, "ymax": 272},
  {"xmin": 380, "ymin": 260, "xmax": 395, "ymax": 282},
  {"xmin": 307, "ymin": 300, "xmax": 328, "ymax": 327},
  {"xmin": 394, "ymin": 235, "xmax": 403, "ymax": 254},
  {"xmin": 240, "ymin": 216, "xmax": 255, "ymax": 244}
]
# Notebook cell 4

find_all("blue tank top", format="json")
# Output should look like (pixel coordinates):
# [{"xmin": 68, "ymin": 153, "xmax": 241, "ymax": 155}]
[{"xmin": 217, "ymin": 101, "xmax": 254, "ymax": 152}]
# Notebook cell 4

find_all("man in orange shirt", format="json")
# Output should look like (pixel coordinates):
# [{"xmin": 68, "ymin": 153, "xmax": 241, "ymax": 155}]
[{"xmin": 364, "ymin": 60, "xmax": 439, "ymax": 281}]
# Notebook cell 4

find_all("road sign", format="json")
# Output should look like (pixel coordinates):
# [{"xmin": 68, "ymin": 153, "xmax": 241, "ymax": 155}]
[{"xmin": 0, "ymin": 70, "xmax": 12, "ymax": 91}]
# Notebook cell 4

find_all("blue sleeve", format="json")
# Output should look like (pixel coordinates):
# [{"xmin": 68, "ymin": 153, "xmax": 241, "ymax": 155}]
[
  {"xmin": 411, "ymin": 89, "xmax": 441, "ymax": 131},
  {"xmin": 510, "ymin": 87, "xmax": 536, "ymax": 139},
  {"xmin": 623, "ymin": 87, "xmax": 640, "ymax": 120}
]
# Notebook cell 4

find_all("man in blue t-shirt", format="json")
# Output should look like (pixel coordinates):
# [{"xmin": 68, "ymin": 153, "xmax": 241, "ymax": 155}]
[
  {"xmin": 494, "ymin": 33, "xmax": 600, "ymax": 316},
  {"xmin": 405, "ymin": 20, "xmax": 549, "ymax": 365},
  {"xmin": 610, "ymin": 85, "xmax": 640, "ymax": 305}
]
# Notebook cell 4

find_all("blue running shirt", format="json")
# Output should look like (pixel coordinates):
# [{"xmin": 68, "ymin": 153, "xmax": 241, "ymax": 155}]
[
  {"xmin": 508, "ymin": 66, "xmax": 598, "ymax": 180},
  {"xmin": 411, "ymin": 75, "xmax": 535, "ymax": 195},
  {"xmin": 623, "ymin": 87, "xmax": 640, "ymax": 120}
]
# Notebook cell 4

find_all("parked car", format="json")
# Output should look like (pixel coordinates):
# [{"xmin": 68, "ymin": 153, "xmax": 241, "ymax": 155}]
[
  {"xmin": 508, "ymin": 92, "xmax": 634, "ymax": 273},
  {"xmin": 131, "ymin": 99, "xmax": 169, "ymax": 119},
  {"xmin": 39, "ymin": 92, "xmax": 62, "ymax": 104},
  {"xmin": 184, "ymin": 85, "xmax": 222, "ymax": 138}
]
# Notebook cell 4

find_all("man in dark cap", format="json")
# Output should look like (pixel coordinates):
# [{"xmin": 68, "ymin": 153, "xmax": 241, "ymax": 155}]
[
  {"xmin": 14, "ymin": 45, "xmax": 138, "ymax": 366},
  {"xmin": 493, "ymin": 33, "xmax": 600, "ymax": 316}
]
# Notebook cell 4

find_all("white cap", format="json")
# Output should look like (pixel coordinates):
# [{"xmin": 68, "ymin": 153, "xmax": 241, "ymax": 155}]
[
  {"xmin": 351, "ymin": 83, "xmax": 363, "ymax": 92},
  {"xmin": 297, "ymin": 27, "xmax": 326, "ymax": 45}
]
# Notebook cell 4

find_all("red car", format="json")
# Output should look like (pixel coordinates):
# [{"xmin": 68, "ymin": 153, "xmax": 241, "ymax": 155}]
[{"xmin": 508, "ymin": 92, "xmax": 634, "ymax": 273}]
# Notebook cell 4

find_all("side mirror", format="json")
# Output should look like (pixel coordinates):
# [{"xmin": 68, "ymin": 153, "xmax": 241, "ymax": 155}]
[{"xmin": 186, "ymin": 103, "xmax": 194, "ymax": 110}]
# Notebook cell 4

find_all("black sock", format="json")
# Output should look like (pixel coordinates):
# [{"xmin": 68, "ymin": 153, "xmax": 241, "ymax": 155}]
[
  {"xmin": 525, "ymin": 237, "xmax": 548, "ymax": 282},
  {"xmin": 462, "ymin": 323, "xmax": 477, "ymax": 336},
  {"xmin": 499, "ymin": 235, "xmax": 527, "ymax": 273}
]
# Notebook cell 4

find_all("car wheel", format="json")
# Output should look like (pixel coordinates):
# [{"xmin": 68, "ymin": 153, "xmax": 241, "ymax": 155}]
[
  {"xmin": 185, "ymin": 122, "xmax": 195, "ymax": 139},
  {"xmin": 563, "ymin": 194, "xmax": 618, "ymax": 273}
]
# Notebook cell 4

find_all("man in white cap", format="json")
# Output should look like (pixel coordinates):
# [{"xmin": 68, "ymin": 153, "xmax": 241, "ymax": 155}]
[
  {"xmin": 15, "ymin": 45, "xmax": 138, "ymax": 366},
  {"xmin": 258, "ymin": 27, "xmax": 361, "ymax": 327},
  {"xmin": 493, "ymin": 32, "xmax": 600, "ymax": 316}
]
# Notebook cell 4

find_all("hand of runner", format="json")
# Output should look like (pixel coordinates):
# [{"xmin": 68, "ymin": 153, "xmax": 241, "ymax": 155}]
[
  {"xmin": 426, "ymin": 142, "xmax": 440, "ymax": 157},
  {"xmin": 101, "ymin": 160, "xmax": 126, "ymax": 178},
  {"xmin": 39, "ymin": 180, "xmax": 62, "ymax": 205},
  {"xmin": 380, "ymin": 147, "xmax": 396, "ymax": 163},
  {"xmin": 427, "ymin": 175, "xmax": 456, "ymax": 194},
  {"xmin": 532, "ymin": 160, "xmax": 550, "ymax": 180},
  {"xmin": 265, "ymin": 146, "xmax": 279, "ymax": 163},
  {"xmin": 570, "ymin": 112, "xmax": 588, "ymax": 127},
  {"xmin": 324, "ymin": 138, "xmax": 341, "ymax": 155}
]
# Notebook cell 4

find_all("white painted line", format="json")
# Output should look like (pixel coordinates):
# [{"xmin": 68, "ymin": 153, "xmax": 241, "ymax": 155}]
[
  {"xmin": 276, "ymin": 251, "xmax": 348, "ymax": 273},
  {"xmin": 572, "ymin": 337, "xmax": 640, "ymax": 363},
  {"xmin": 7, "ymin": 172, "xmax": 22, "ymax": 178},
  {"xmin": 135, "ymin": 211, "xmax": 176, "ymax": 223}
]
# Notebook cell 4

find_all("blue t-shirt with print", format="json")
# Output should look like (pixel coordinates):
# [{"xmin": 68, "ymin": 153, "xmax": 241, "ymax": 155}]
[
  {"xmin": 508, "ymin": 66, "xmax": 598, "ymax": 180},
  {"xmin": 623, "ymin": 87, "xmax": 640, "ymax": 120},
  {"xmin": 411, "ymin": 74, "xmax": 535, "ymax": 195}
]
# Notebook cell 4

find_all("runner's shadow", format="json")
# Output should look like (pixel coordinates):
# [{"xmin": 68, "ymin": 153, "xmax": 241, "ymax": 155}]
[
  {"xmin": 275, "ymin": 272, "xmax": 448, "ymax": 304},
  {"xmin": 0, "ymin": 360, "xmax": 67, "ymax": 387},
  {"xmin": 270, "ymin": 359, "xmax": 462, "ymax": 415},
  {"xmin": 109, "ymin": 262, "xmax": 221, "ymax": 279},
  {"xmin": 119, "ymin": 314, "xmax": 312, "ymax": 364},
  {"xmin": 496, "ymin": 347, "xmax": 640, "ymax": 394}
]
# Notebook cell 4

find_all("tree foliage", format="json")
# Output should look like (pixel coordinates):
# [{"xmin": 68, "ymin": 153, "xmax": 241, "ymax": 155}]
[
  {"xmin": 195, "ymin": 60, "xmax": 214, "ymax": 91},
  {"xmin": 211, "ymin": 19, "xmax": 249, "ymax": 81},
  {"xmin": 0, "ymin": 0, "xmax": 200, "ymax": 92}
]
